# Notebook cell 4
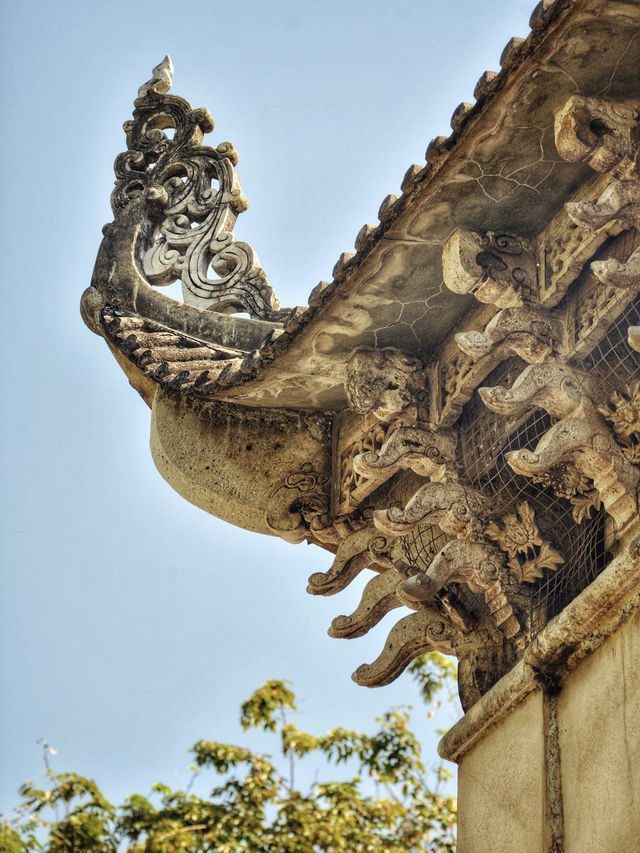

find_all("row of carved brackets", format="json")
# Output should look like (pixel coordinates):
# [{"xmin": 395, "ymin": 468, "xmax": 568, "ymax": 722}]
[{"xmin": 292, "ymin": 95, "xmax": 639, "ymax": 704}]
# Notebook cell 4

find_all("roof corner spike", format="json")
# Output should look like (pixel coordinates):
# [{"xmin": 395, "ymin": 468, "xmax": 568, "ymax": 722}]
[{"xmin": 137, "ymin": 54, "xmax": 174, "ymax": 99}]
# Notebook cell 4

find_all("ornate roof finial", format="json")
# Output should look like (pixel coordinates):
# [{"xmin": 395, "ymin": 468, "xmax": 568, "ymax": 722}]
[{"xmin": 138, "ymin": 54, "xmax": 174, "ymax": 98}]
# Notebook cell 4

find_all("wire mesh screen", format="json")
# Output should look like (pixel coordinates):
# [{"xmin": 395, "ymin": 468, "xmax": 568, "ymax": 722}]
[{"xmin": 400, "ymin": 281, "xmax": 639, "ymax": 638}]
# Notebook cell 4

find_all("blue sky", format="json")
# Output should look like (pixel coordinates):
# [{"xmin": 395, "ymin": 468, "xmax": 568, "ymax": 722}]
[{"xmin": 1, "ymin": 0, "xmax": 535, "ymax": 816}]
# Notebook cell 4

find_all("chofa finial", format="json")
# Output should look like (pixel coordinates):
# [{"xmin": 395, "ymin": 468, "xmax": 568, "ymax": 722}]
[{"xmin": 137, "ymin": 54, "xmax": 174, "ymax": 99}]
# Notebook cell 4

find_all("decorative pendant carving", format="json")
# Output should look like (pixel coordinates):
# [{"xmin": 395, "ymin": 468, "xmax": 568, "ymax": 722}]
[
  {"xmin": 529, "ymin": 465, "xmax": 602, "ymax": 524},
  {"xmin": 112, "ymin": 56, "xmax": 280, "ymax": 319},
  {"xmin": 554, "ymin": 96, "xmax": 640, "ymax": 179},
  {"xmin": 442, "ymin": 228, "xmax": 538, "ymax": 308}
]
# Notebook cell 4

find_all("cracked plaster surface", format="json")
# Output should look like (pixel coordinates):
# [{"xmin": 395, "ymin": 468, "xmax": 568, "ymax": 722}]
[{"xmin": 203, "ymin": 2, "xmax": 640, "ymax": 411}]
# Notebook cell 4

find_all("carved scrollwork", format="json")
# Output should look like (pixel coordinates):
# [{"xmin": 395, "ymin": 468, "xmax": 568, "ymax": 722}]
[
  {"xmin": 328, "ymin": 568, "xmax": 405, "ymax": 639},
  {"xmin": 374, "ymin": 482, "xmax": 490, "ymax": 540},
  {"xmin": 344, "ymin": 347, "xmax": 427, "ymax": 421},
  {"xmin": 478, "ymin": 361, "xmax": 605, "ymax": 419},
  {"xmin": 353, "ymin": 425, "xmax": 457, "ymax": 481},
  {"xmin": 306, "ymin": 525, "xmax": 394, "ymax": 596},
  {"xmin": 112, "ymin": 56, "xmax": 280, "ymax": 319},
  {"xmin": 554, "ymin": 96, "xmax": 640, "ymax": 180},
  {"xmin": 266, "ymin": 464, "xmax": 332, "ymax": 544},
  {"xmin": 442, "ymin": 228, "xmax": 537, "ymax": 308},
  {"xmin": 352, "ymin": 606, "xmax": 458, "ymax": 687},
  {"xmin": 455, "ymin": 307, "xmax": 561, "ymax": 364}
]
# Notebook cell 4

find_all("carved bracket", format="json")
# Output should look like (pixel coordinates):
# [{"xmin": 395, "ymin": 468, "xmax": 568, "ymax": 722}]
[
  {"xmin": 554, "ymin": 95, "xmax": 640, "ymax": 180},
  {"xmin": 306, "ymin": 525, "xmax": 394, "ymax": 596},
  {"xmin": 455, "ymin": 306, "xmax": 561, "ymax": 364},
  {"xmin": 442, "ymin": 228, "xmax": 538, "ymax": 308},
  {"xmin": 480, "ymin": 362, "xmax": 640, "ymax": 531},
  {"xmin": 353, "ymin": 425, "xmax": 457, "ymax": 482}
]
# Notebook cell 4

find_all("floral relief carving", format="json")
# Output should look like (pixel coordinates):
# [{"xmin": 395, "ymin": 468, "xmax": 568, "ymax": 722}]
[
  {"xmin": 485, "ymin": 502, "xmax": 564, "ymax": 584},
  {"xmin": 599, "ymin": 381, "xmax": 640, "ymax": 465}
]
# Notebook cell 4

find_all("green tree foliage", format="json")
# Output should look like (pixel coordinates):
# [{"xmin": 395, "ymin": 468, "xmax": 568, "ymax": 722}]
[{"xmin": 1, "ymin": 655, "xmax": 457, "ymax": 852}]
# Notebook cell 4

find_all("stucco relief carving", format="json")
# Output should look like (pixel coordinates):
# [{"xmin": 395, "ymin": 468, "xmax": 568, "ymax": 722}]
[
  {"xmin": 266, "ymin": 464, "xmax": 333, "ymax": 544},
  {"xmin": 344, "ymin": 347, "xmax": 427, "ymax": 420},
  {"xmin": 480, "ymin": 362, "xmax": 640, "ymax": 531},
  {"xmin": 554, "ymin": 96, "xmax": 640, "ymax": 180},
  {"xmin": 112, "ymin": 56, "xmax": 280, "ymax": 319},
  {"xmin": 353, "ymin": 426, "xmax": 457, "ymax": 481},
  {"xmin": 442, "ymin": 228, "xmax": 538, "ymax": 308}
]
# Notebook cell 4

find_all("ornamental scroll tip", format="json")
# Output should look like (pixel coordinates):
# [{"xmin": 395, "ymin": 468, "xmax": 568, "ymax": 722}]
[{"xmin": 138, "ymin": 55, "xmax": 174, "ymax": 98}]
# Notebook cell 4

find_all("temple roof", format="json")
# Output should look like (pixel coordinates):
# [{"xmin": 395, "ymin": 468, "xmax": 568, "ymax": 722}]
[{"xmin": 84, "ymin": 0, "xmax": 640, "ymax": 411}]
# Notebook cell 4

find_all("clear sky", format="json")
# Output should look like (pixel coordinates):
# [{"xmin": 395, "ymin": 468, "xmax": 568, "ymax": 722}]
[{"xmin": 1, "ymin": 0, "xmax": 535, "ymax": 817}]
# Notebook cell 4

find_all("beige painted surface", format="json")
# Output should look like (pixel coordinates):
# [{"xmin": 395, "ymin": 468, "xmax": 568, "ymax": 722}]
[
  {"xmin": 559, "ymin": 609, "xmax": 640, "ymax": 853},
  {"xmin": 457, "ymin": 691, "xmax": 545, "ymax": 853}
]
